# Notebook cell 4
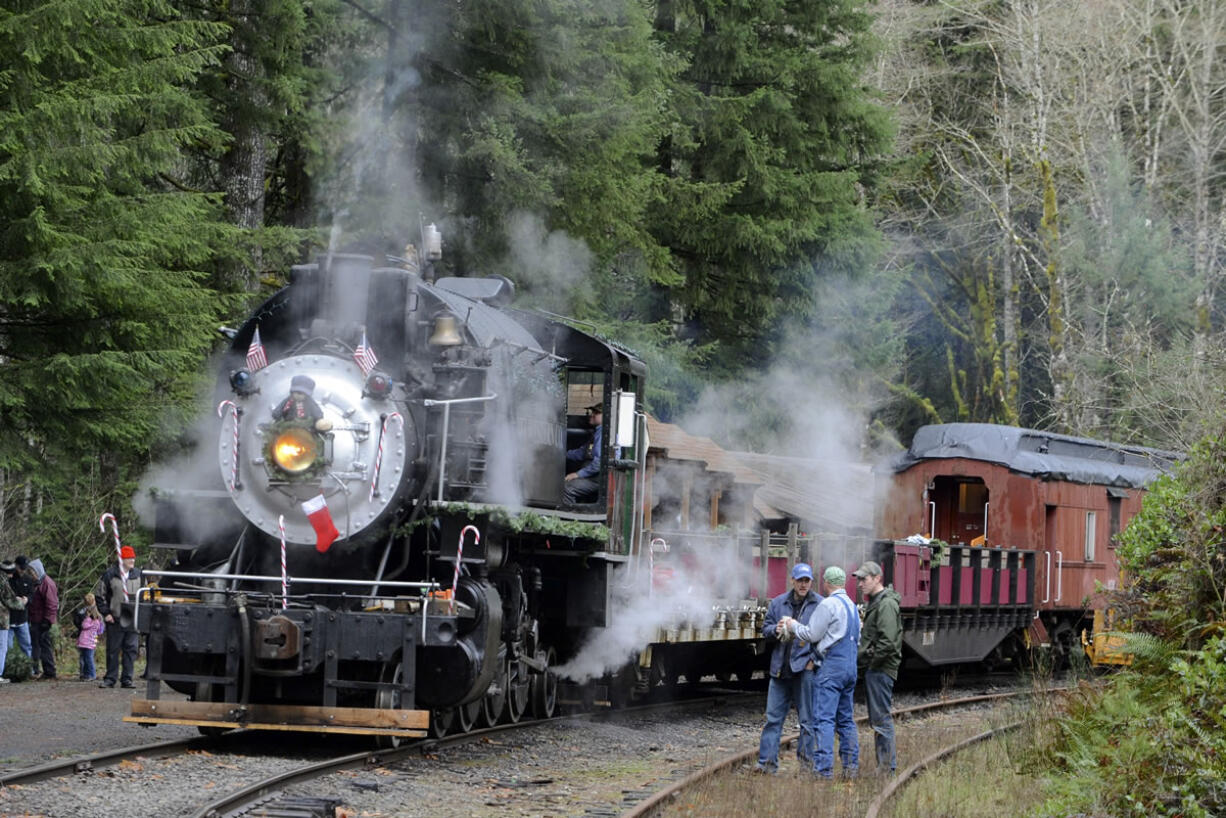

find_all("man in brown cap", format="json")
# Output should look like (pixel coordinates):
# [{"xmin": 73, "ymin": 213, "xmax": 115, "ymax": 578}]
[
  {"xmin": 563, "ymin": 402, "xmax": 603, "ymax": 504},
  {"xmin": 854, "ymin": 560, "xmax": 902, "ymax": 774}
]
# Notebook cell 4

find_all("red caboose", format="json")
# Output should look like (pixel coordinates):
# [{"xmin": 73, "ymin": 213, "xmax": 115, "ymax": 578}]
[{"xmin": 879, "ymin": 423, "xmax": 1178, "ymax": 663}]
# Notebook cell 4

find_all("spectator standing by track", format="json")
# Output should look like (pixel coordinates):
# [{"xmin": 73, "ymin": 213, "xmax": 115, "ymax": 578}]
[
  {"xmin": 7, "ymin": 555, "xmax": 34, "ymax": 658},
  {"xmin": 97, "ymin": 545, "xmax": 142, "ymax": 688},
  {"xmin": 75, "ymin": 592, "xmax": 105, "ymax": 681},
  {"xmin": 0, "ymin": 560, "xmax": 29, "ymax": 682},
  {"xmin": 754, "ymin": 562, "xmax": 822, "ymax": 773},
  {"xmin": 782, "ymin": 565, "xmax": 860, "ymax": 779},
  {"xmin": 854, "ymin": 560, "xmax": 902, "ymax": 775},
  {"xmin": 27, "ymin": 558, "xmax": 59, "ymax": 680}
]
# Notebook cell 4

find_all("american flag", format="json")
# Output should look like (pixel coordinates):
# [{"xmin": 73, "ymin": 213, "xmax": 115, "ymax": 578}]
[
  {"xmin": 354, "ymin": 330, "xmax": 379, "ymax": 376},
  {"xmin": 246, "ymin": 326, "xmax": 268, "ymax": 371}
]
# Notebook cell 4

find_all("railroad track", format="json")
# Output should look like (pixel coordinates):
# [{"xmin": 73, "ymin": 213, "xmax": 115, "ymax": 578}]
[
  {"xmin": 0, "ymin": 734, "xmax": 220, "ymax": 788},
  {"xmin": 0, "ymin": 686, "xmax": 762, "ymax": 818},
  {"xmin": 862, "ymin": 719, "xmax": 1025, "ymax": 818},
  {"xmin": 624, "ymin": 688, "xmax": 1059, "ymax": 818}
]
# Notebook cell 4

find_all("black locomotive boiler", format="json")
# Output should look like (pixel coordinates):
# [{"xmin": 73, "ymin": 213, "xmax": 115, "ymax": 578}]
[{"xmin": 127, "ymin": 239, "xmax": 657, "ymax": 740}]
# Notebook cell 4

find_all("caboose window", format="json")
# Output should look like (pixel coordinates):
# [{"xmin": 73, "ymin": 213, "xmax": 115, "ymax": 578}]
[
  {"xmin": 1107, "ymin": 492, "xmax": 1123, "ymax": 544},
  {"xmin": 1085, "ymin": 511, "xmax": 1097, "ymax": 562}
]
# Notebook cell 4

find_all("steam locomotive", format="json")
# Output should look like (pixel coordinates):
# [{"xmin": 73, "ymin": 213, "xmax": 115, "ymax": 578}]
[{"xmin": 127, "ymin": 234, "xmax": 675, "ymax": 741}]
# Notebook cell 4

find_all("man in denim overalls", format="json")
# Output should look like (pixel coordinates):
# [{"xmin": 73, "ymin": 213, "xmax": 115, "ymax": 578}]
[{"xmin": 782, "ymin": 565, "xmax": 860, "ymax": 779}]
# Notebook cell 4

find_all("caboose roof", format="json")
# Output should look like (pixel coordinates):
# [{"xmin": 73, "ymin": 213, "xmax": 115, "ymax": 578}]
[{"xmin": 891, "ymin": 423, "xmax": 1180, "ymax": 489}]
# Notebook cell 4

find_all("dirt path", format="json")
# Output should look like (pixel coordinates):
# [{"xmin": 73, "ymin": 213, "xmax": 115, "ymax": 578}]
[{"xmin": 0, "ymin": 676, "xmax": 195, "ymax": 770}]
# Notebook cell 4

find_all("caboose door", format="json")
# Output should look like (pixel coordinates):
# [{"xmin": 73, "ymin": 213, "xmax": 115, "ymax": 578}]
[{"xmin": 931, "ymin": 476, "xmax": 988, "ymax": 545}]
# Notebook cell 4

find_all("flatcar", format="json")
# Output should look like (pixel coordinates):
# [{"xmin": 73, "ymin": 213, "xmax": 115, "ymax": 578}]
[{"xmin": 645, "ymin": 422, "xmax": 1179, "ymax": 675}]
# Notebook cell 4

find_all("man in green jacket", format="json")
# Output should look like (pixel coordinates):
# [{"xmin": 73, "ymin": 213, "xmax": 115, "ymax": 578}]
[{"xmin": 854, "ymin": 560, "xmax": 901, "ymax": 774}]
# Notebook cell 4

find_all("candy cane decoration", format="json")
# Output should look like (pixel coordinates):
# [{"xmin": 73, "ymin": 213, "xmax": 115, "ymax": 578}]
[
  {"xmin": 368, "ymin": 412, "xmax": 404, "ymax": 502},
  {"xmin": 452, "ymin": 525, "xmax": 480, "ymax": 614},
  {"xmin": 649, "ymin": 538, "xmax": 668, "ymax": 598},
  {"xmin": 277, "ymin": 515, "xmax": 289, "ymax": 610},
  {"xmin": 99, "ymin": 513, "xmax": 130, "ymax": 602},
  {"xmin": 217, "ymin": 399, "xmax": 240, "ymax": 492}
]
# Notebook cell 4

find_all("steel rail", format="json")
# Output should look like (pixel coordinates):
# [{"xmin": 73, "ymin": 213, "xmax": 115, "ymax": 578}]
[
  {"xmin": 0, "ymin": 735, "xmax": 219, "ymax": 788},
  {"xmin": 622, "ymin": 689, "xmax": 1042, "ymax": 818},
  {"xmin": 187, "ymin": 688, "xmax": 760, "ymax": 818},
  {"xmin": 863, "ymin": 720, "xmax": 1025, "ymax": 818}
]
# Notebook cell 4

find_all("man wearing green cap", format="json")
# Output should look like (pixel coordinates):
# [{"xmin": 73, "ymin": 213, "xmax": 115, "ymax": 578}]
[{"xmin": 780, "ymin": 564, "xmax": 860, "ymax": 778}]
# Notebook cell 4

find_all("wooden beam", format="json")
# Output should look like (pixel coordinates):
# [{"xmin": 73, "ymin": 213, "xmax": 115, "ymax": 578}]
[{"xmin": 127, "ymin": 699, "xmax": 429, "ymax": 732}]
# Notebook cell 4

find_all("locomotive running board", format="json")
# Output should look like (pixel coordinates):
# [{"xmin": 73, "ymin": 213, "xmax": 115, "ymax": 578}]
[{"xmin": 125, "ymin": 699, "xmax": 429, "ymax": 737}]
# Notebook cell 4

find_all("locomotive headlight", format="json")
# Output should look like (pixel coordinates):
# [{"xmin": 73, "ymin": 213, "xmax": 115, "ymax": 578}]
[{"xmin": 271, "ymin": 427, "xmax": 319, "ymax": 474}]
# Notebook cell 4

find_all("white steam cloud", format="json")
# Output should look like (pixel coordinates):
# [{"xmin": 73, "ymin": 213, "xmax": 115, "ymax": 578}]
[
  {"xmin": 504, "ymin": 211, "xmax": 593, "ymax": 312},
  {"xmin": 554, "ymin": 534, "xmax": 756, "ymax": 683}
]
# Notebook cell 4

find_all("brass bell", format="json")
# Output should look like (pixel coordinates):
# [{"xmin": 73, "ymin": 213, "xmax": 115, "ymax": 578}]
[{"xmin": 428, "ymin": 312, "xmax": 463, "ymax": 346}]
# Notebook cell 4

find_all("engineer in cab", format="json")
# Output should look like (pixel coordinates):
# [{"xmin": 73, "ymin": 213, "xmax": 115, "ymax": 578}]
[{"xmin": 563, "ymin": 402, "xmax": 602, "ymax": 504}]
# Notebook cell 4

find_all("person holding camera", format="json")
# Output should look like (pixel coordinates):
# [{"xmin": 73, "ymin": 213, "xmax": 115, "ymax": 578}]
[{"xmin": 754, "ymin": 562, "xmax": 822, "ymax": 773}]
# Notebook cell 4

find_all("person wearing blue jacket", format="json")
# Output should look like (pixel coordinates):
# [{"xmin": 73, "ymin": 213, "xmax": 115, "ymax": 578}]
[
  {"xmin": 754, "ymin": 562, "xmax": 822, "ymax": 773},
  {"xmin": 563, "ymin": 403, "xmax": 603, "ymax": 504},
  {"xmin": 783, "ymin": 564, "xmax": 860, "ymax": 779}
]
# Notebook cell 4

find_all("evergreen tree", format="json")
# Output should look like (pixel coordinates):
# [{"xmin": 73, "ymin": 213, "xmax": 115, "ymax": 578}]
[
  {"xmin": 652, "ymin": 0, "xmax": 892, "ymax": 360},
  {"xmin": 186, "ymin": 0, "xmax": 328, "ymax": 290},
  {"xmin": 402, "ymin": 0, "xmax": 678, "ymax": 303},
  {"xmin": 0, "ymin": 0, "xmax": 232, "ymax": 475}
]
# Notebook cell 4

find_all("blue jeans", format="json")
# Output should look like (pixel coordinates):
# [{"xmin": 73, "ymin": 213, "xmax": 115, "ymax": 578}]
[
  {"xmin": 865, "ymin": 670, "xmax": 896, "ymax": 773},
  {"xmin": 10, "ymin": 623, "xmax": 32, "ymax": 656},
  {"xmin": 0, "ymin": 627, "xmax": 9, "ymax": 676},
  {"xmin": 812, "ymin": 663, "xmax": 859, "ymax": 777},
  {"xmin": 757, "ymin": 669, "xmax": 815, "ymax": 769},
  {"xmin": 79, "ymin": 647, "xmax": 97, "ymax": 680}
]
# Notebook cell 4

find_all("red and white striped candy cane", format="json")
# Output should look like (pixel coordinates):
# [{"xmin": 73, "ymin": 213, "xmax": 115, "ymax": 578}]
[
  {"xmin": 368, "ymin": 412, "xmax": 404, "ymax": 502},
  {"xmin": 277, "ymin": 514, "xmax": 288, "ymax": 610},
  {"xmin": 649, "ymin": 538, "xmax": 667, "ymax": 598},
  {"xmin": 99, "ymin": 513, "xmax": 130, "ymax": 603},
  {"xmin": 217, "ymin": 399, "xmax": 240, "ymax": 492},
  {"xmin": 452, "ymin": 525, "xmax": 480, "ymax": 614}
]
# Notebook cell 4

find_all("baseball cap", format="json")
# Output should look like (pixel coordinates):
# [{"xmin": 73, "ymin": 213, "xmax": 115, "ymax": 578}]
[
  {"xmin": 853, "ymin": 561, "xmax": 883, "ymax": 579},
  {"xmin": 823, "ymin": 565, "xmax": 846, "ymax": 585},
  {"xmin": 791, "ymin": 563, "xmax": 813, "ymax": 580}
]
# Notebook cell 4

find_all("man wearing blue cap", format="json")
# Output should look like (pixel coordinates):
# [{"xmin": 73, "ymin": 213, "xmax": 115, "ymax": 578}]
[
  {"xmin": 754, "ymin": 562, "xmax": 821, "ymax": 773},
  {"xmin": 781, "ymin": 564, "xmax": 860, "ymax": 779}
]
